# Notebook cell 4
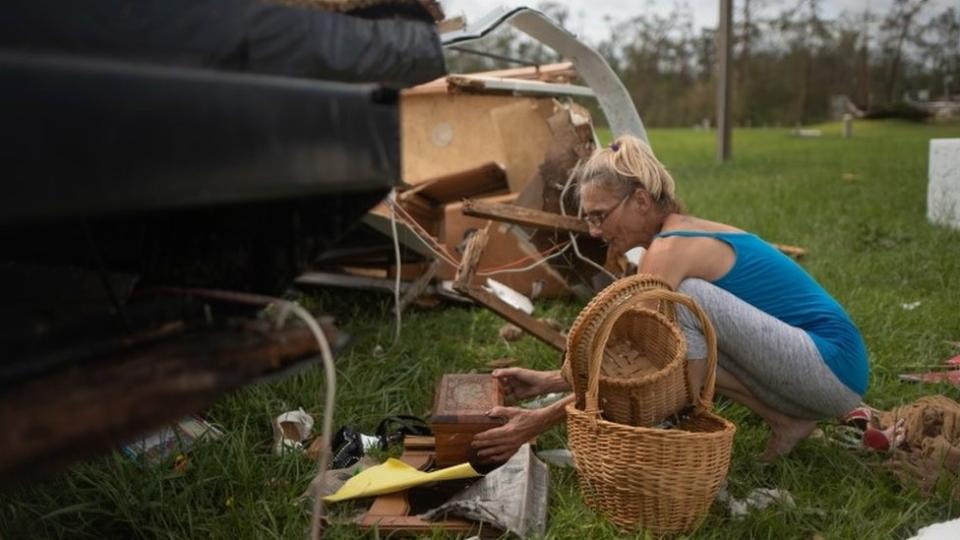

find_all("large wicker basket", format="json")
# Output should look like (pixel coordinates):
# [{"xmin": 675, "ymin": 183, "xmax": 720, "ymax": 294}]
[
  {"xmin": 562, "ymin": 274, "xmax": 690, "ymax": 426},
  {"xmin": 566, "ymin": 287, "xmax": 736, "ymax": 534}
]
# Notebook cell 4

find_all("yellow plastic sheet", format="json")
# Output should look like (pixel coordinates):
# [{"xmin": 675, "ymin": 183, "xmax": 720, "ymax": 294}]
[{"xmin": 323, "ymin": 458, "xmax": 480, "ymax": 502}]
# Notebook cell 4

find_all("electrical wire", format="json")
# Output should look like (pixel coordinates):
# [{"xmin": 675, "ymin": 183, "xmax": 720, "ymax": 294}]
[
  {"xmin": 388, "ymin": 189, "xmax": 402, "ymax": 344},
  {"xmin": 142, "ymin": 287, "xmax": 336, "ymax": 540},
  {"xmin": 384, "ymin": 197, "xmax": 461, "ymax": 268},
  {"xmin": 477, "ymin": 242, "xmax": 573, "ymax": 276},
  {"xmin": 559, "ymin": 169, "xmax": 617, "ymax": 281}
]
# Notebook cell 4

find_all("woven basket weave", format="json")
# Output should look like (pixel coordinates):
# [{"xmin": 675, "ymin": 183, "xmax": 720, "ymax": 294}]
[
  {"xmin": 562, "ymin": 274, "xmax": 689, "ymax": 426},
  {"xmin": 566, "ymin": 286, "xmax": 736, "ymax": 534}
]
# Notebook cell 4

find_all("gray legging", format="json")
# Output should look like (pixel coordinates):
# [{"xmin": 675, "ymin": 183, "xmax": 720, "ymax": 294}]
[{"xmin": 675, "ymin": 278, "xmax": 860, "ymax": 420}]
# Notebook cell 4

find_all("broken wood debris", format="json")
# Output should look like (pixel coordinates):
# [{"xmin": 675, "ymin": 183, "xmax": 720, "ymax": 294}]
[
  {"xmin": 0, "ymin": 318, "xmax": 338, "ymax": 483},
  {"xmin": 453, "ymin": 230, "xmax": 565, "ymax": 351},
  {"xmin": 395, "ymin": 260, "xmax": 440, "ymax": 314},
  {"xmin": 446, "ymin": 74, "xmax": 595, "ymax": 98},
  {"xmin": 462, "ymin": 198, "xmax": 590, "ymax": 234},
  {"xmin": 295, "ymin": 63, "xmax": 610, "ymax": 339},
  {"xmin": 400, "ymin": 162, "xmax": 508, "ymax": 205},
  {"xmin": 402, "ymin": 62, "xmax": 578, "ymax": 97}
]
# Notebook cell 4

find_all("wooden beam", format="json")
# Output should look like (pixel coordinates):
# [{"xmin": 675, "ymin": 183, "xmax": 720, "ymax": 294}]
[
  {"xmin": 462, "ymin": 199, "xmax": 590, "ymax": 234},
  {"xmin": 0, "ymin": 322, "xmax": 331, "ymax": 484},
  {"xmin": 394, "ymin": 260, "xmax": 439, "ymax": 314},
  {"xmin": 457, "ymin": 286, "xmax": 566, "ymax": 351},
  {"xmin": 400, "ymin": 162, "xmax": 508, "ymax": 204}
]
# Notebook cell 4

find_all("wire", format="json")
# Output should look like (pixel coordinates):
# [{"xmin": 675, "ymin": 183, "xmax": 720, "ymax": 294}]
[
  {"xmin": 384, "ymin": 197, "xmax": 461, "ymax": 268},
  {"xmin": 142, "ymin": 287, "xmax": 336, "ymax": 540},
  {"xmin": 559, "ymin": 169, "xmax": 617, "ymax": 281},
  {"xmin": 478, "ymin": 242, "xmax": 573, "ymax": 276},
  {"xmin": 477, "ymin": 240, "xmax": 567, "ymax": 273},
  {"xmin": 388, "ymin": 189, "xmax": 402, "ymax": 344}
]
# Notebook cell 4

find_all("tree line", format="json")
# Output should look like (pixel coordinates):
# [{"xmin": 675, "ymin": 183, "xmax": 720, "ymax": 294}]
[{"xmin": 446, "ymin": 0, "xmax": 960, "ymax": 127}]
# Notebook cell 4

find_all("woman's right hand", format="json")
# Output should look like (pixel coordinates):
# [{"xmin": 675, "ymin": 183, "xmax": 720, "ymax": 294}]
[{"xmin": 491, "ymin": 368, "xmax": 563, "ymax": 401}]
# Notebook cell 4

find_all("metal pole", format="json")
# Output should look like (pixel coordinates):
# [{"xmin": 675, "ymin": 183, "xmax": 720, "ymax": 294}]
[{"xmin": 716, "ymin": 0, "xmax": 733, "ymax": 162}]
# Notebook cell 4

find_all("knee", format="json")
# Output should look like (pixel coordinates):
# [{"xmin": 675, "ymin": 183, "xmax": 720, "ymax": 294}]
[
  {"xmin": 677, "ymin": 277, "xmax": 711, "ymax": 298},
  {"xmin": 675, "ymin": 278, "xmax": 710, "ymax": 331}
]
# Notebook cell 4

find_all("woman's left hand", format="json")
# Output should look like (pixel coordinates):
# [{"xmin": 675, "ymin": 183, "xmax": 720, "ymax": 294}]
[{"xmin": 471, "ymin": 406, "xmax": 547, "ymax": 463}]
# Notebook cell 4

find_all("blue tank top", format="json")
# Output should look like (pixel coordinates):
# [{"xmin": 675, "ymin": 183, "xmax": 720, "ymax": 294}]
[{"xmin": 655, "ymin": 230, "xmax": 869, "ymax": 395}]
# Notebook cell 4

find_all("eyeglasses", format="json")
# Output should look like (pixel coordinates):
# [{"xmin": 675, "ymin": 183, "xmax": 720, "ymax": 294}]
[{"xmin": 583, "ymin": 190, "xmax": 633, "ymax": 229}]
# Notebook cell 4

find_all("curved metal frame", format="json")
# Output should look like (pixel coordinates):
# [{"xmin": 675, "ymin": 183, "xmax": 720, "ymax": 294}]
[{"xmin": 442, "ymin": 6, "xmax": 648, "ymax": 144}]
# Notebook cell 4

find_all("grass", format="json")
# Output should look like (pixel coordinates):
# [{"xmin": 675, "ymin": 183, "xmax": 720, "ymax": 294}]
[{"xmin": 3, "ymin": 119, "xmax": 960, "ymax": 539}]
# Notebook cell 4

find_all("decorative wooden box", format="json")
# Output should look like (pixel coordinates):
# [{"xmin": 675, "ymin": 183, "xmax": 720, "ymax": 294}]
[{"xmin": 429, "ymin": 374, "xmax": 504, "ymax": 467}]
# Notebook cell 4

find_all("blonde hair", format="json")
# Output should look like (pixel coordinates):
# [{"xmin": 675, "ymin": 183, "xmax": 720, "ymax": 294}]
[{"xmin": 573, "ymin": 135, "xmax": 681, "ymax": 212}]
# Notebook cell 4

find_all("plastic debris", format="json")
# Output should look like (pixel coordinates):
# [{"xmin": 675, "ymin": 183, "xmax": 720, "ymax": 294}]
[
  {"xmin": 907, "ymin": 517, "xmax": 960, "ymax": 540},
  {"xmin": 273, "ymin": 408, "xmax": 314, "ymax": 455},
  {"xmin": 716, "ymin": 487, "xmax": 795, "ymax": 519},
  {"xmin": 498, "ymin": 323, "xmax": 524, "ymax": 342},
  {"xmin": 323, "ymin": 458, "xmax": 480, "ymax": 503},
  {"xmin": 484, "ymin": 279, "xmax": 534, "ymax": 314}
]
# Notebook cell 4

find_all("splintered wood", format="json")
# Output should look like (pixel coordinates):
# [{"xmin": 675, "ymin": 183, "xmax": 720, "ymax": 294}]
[{"xmin": 453, "ymin": 229, "xmax": 566, "ymax": 351}]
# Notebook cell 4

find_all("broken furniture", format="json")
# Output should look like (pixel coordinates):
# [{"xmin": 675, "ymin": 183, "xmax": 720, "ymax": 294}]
[{"xmin": 301, "ymin": 5, "xmax": 649, "ymax": 308}]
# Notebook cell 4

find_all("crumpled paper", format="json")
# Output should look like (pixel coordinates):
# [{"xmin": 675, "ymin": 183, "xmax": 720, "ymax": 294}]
[{"xmin": 421, "ymin": 444, "xmax": 549, "ymax": 538}]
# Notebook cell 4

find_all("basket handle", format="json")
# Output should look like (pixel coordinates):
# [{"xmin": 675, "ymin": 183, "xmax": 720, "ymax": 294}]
[{"xmin": 584, "ymin": 287, "xmax": 719, "ymax": 417}]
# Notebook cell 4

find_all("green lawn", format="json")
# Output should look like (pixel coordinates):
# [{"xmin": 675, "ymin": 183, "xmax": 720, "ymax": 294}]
[{"xmin": 3, "ymin": 120, "xmax": 960, "ymax": 539}]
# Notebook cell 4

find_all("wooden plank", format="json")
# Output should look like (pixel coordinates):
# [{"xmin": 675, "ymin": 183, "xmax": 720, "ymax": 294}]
[
  {"xmin": 0, "ymin": 323, "xmax": 329, "ymax": 483},
  {"xmin": 394, "ymin": 260, "xmax": 439, "ymax": 314},
  {"xmin": 456, "ymin": 285, "xmax": 566, "ymax": 351},
  {"xmin": 402, "ymin": 62, "xmax": 576, "ymax": 97},
  {"xmin": 447, "ymin": 75, "xmax": 595, "ymax": 98},
  {"xmin": 453, "ymin": 228, "xmax": 489, "ymax": 289},
  {"xmin": 401, "ymin": 162, "xmax": 509, "ymax": 205},
  {"xmin": 462, "ymin": 198, "xmax": 590, "ymax": 234},
  {"xmin": 363, "ymin": 207, "xmax": 447, "ymax": 260}
]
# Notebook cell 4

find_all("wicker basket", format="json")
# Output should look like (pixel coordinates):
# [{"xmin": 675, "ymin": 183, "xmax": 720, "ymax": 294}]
[
  {"xmin": 566, "ymin": 288, "xmax": 736, "ymax": 534},
  {"xmin": 562, "ymin": 274, "xmax": 690, "ymax": 426}
]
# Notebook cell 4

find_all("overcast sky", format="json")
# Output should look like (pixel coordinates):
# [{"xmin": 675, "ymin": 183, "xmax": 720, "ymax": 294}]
[{"xmin": 441, "ymin": 0, "xmax": 956, "ymax": 44}]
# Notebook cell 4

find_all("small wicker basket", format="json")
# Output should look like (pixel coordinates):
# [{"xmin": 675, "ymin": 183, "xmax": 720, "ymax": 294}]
[
  {"xmin": 562, "ymin": 274, "xmax": 690, "ymax": 426},
  {"xmin": 566, "ymin": 286, "xmax": 736, "ymax": 534}
]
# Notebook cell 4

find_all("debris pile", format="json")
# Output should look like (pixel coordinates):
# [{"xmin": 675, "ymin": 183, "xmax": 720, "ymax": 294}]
[{"xmin": 296, "ymin": 62, "xmax": 612, "ymax": 346}]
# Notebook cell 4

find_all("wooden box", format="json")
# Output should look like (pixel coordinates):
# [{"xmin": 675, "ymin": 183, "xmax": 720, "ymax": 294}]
[{"xmin": 429, "ymin": 374, "xmax": 503, "ymax": 467}]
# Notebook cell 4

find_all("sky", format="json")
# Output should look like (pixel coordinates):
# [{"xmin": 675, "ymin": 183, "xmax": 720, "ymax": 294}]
[{"xmin": 440, "ymin": 0, "xmax": 955, "ymax": 45}]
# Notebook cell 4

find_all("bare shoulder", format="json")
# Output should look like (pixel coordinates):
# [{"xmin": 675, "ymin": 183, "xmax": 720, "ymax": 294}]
[
  {"xmin": 647, "ymin": 214, "xmax": 740, "ymax": 282},
  {"xmin": 661, "ymin": 214, "xmax": 743, "ymax": 233}
]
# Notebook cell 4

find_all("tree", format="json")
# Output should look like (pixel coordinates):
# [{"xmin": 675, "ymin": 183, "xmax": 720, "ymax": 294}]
[{"xmin": 879, "ymin": 0, "xmax": 931, "ymax": 103}]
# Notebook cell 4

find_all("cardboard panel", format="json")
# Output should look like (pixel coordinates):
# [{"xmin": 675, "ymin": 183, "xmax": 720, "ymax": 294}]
[{"xmin": 401, "ymin": 94, "xmax": 556, "ymax": 193}]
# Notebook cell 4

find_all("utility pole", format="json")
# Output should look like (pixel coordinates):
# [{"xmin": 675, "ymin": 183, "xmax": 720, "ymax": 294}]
[{"xmin": 716, "ymin": 0, "xmax": 733, "ymax": 162}]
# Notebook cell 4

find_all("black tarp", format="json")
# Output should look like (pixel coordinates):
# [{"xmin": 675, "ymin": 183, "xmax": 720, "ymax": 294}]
[{"xmin": 0, "ymin": 0, "xmax": 446, "ymax": 87}]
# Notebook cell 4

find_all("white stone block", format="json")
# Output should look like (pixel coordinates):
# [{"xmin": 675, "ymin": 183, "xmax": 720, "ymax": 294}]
[{"xmin": 928, "ymin": 138, "xmax": 960, "ymax": 230}]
